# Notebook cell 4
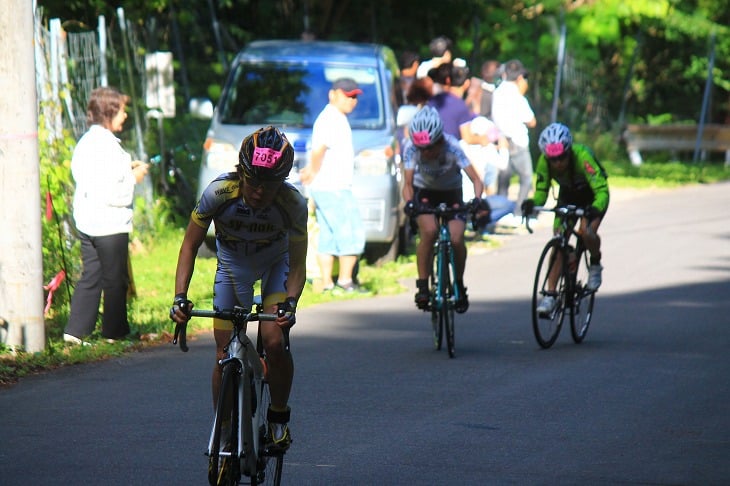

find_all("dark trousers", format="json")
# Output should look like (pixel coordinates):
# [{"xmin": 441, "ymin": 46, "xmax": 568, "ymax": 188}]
[{"xmin": 65, "ymin": 232, "xmax": 130, "ymax": 339}]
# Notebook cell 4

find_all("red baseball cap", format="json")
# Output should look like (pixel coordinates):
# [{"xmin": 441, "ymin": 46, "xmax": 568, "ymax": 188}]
[{"xmin": 331, "ymin": 78, "xmax": 363, "ymax": 96}]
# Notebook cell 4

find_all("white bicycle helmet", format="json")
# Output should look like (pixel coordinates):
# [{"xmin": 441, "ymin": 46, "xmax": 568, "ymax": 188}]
[
  {"xmin": 409, "ymin": 106, "xmax": 444, "ymax": 147},
  {"xmin": 538, "ymin": 122, "xmax": 573, "ymax": 158}
]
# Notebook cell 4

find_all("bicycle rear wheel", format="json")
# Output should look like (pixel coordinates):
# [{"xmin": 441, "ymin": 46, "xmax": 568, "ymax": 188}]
[
  {"xmin": 209, "ymin": 362, "xmax": 240, "ymax": 486},
  {"xmin": 441, "ymin": 245, "xmax": 456, "ymax": 358},
  {"xmin": 532, "ymin": 240, "xmax": 567, "ymax": 349},
  {"xmin": 570, "ymin": 247, "xmax": 595, "ymax": 343},
  {"xmin": 254, "ymin": 375, "xmax": 284, "ymax": 486},
  {"xmin": 430, "ymin": 251, "xmax": 442, "ymax": 350},
  {"xmin": 443, "ymin": 305, "xmax": 455, "ymax": 358}
]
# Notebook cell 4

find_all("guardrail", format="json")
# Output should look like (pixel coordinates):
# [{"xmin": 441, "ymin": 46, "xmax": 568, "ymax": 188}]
[{"xmin": 622, "ymin": 123, "xmax": 730, "ymax": 165}]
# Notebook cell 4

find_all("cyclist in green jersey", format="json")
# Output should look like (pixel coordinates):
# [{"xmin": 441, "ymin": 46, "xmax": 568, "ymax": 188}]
[{"xmin": 521, "ymin": 123, "xmax": 609, "ymax": 315}]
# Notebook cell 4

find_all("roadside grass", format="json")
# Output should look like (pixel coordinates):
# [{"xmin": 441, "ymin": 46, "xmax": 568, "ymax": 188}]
[
  {"xmin": 603, "ymin": 159, "xmax": 729, "ymax": 187},
  {"xmin": 0, "ymin": 226, "xmax": 422, "ymax": 386},
  {"xmin": 1, "ymin": 160, "xmax": 728, "ymax": 385}
]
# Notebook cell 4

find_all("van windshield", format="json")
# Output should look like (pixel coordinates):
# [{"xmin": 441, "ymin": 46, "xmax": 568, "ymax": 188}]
[{"xmin": 219, "ymin": 61, "xmax": 385, "ymax": 129}]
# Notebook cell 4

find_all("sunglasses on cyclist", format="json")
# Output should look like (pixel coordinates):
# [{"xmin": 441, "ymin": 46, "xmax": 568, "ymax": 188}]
[
  {"xmin": 547, "ymin": 154, "xmax": 568, "ymax": 164},
  {"xmin": 244, "ymin": 175, "xmax": 283, "ymax": 190}
]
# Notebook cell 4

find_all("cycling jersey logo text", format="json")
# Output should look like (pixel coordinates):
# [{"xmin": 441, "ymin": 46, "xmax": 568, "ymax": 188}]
[
  {"xmin": 215, "ymin": 185, "xmax": 236, "ymax": 196},
  {"xmin": 248, "ymin": 222, "xmax": 276, "ymax": 232}
]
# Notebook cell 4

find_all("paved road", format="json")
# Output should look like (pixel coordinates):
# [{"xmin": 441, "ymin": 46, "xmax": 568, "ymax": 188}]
[{"xmin": 1, "ymin": 182, "xmax": 728, "ymax": 485}]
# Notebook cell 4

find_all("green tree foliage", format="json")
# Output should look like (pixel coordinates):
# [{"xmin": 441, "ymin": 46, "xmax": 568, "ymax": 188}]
[
  {"xmin": 36, "ymin": 1, "xmax": 729, "ymax": 139},
  {"xmin": 33, "ymin": 0, "xmax": 730, "ymax": 235},
  {"xmin": 38, "ymin": 113, "xmax": 80, "ymax": 317}
]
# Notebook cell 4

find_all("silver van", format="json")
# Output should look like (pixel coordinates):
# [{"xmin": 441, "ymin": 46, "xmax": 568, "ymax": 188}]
[{"xmin": 193, "ymin": 40, "xmax": 407, "ymax": 262}]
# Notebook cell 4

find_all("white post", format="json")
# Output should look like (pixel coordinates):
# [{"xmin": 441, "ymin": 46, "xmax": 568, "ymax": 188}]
[
  {"xmin": 57, "ymin": 22, "xmax": 76, "ymax": 131},
  {"xmin": 49, "ymin": 18, "xmax": 63, "ymax": 138},
  {"xmin": 98, "ymin": 14, "xmax": 108, "ymax": 87},
  {"xmin": 0, "ymin": 0, "xmax": 46, "ymax": 352}
]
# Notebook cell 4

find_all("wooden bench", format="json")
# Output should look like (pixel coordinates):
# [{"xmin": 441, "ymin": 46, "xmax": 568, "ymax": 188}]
[{"xmin": 622, "ymin": 123, "xmax": 730, "ymax": 165}]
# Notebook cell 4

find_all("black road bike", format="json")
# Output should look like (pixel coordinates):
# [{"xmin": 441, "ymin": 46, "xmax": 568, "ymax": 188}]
[{"xmin": 526, "ymin": 205, "xmax": 596, "ymax": 348}]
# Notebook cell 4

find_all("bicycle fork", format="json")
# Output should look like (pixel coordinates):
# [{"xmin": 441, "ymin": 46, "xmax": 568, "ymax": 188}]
[
  {"xmin": 241, "ymin": 354, "xmax": 267, "ymax": 461},
  {"xmin": 434, "ymin": 228, "xmax": 458, "ymax": 310},
  {"xmin": 448, "ymin": 240, "xmax": 461, "ymax": 307},
  {"xmin": 206, "ymin": 356, "xmax": 242, "ymax": 458}
]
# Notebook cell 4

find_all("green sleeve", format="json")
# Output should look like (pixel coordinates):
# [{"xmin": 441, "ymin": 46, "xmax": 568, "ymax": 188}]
[
  {"xmin": 573, "ymin": 144, "xmax": 610, "ymax": 212},
  {"xmin": 532, "ymin": 155, "xmax": 551, "ymax": 207}
]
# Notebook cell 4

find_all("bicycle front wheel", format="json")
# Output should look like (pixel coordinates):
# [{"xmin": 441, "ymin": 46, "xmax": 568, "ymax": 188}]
[
  {"xmin": 532, "ymin": 240, "xmax": 568, "ymax": 349},
  {"xmin": 240, "ymin": 367, "xmax": 259, "ymax": 484},
  {"xmin": 443, "ymin": 305, "xmax": 455, "ymax": 358},
  {"xmin": 440, "ymin": 243, "xmax": 456, "ymax": 358},
  {"xmin": 254, "ymin": 375, "xmax": 283, "ymax": 486},
  {"xmin": 570, "ymin": 247, "xmax": 595, "ymax": 343},
  {"xmin": 431, "ymin": 309, "xmax": 442, "ymax": 350},
  {"xmin": 430, "ymin": 250, "xmax": 442, "ymax": 350},
  {"xmin": 209, "ymin": 362, "xmax": 240, "ymax": 486}
]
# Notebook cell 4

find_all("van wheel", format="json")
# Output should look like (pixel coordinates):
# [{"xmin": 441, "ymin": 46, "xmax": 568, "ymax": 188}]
[
  {"xmin": 363, "ymin": 234, "xmax": 399, "ymax": 265},
  {"xmin": 364, "ymin": 222, "xmax": 409, "ymax": 265},
  {"xmin": 398, "ymin": 219, "xmax": 416, "ymax": 256}
]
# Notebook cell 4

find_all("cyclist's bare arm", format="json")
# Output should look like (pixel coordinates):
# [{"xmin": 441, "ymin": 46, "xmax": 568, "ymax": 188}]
[
  {"xmin": 300, "ymin": 144, "xmax": 326, "ymax": 185},
  {"xmin": 462, "ymin": 164, "xmax": 484, "ymax": 202},
  {"xmin": 266, "ymin": 236, "xmax": 307, "ymax": 330},
  {"xmin": 402, "ymin": 169, "xmax": 415, "ymax": 203},
  {"xmin": 171, "ymin": 221, "xmax": 207, "ymax": 323},
  {"xmin": 287, "ymin": 237, "xmax": 307, "ymax": 300}
]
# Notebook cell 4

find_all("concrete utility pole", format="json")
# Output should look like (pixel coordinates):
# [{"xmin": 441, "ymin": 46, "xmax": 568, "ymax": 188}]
[{"xmin": 0, "ymin": 1, "xmax": 46, "ymax": 352}]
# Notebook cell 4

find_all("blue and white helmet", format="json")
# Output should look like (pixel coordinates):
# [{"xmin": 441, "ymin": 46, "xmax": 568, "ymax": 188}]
[
  {"xmin": 538, "ymin": 122, "xmax": 573, "ymax": 158},
  {"xmin": 409, "ymin": 106, "xmax": 444, "ymax": 147}
]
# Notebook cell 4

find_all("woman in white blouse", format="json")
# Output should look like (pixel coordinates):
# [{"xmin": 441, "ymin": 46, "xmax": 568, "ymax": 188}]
[{"xmin": 64, "ymin": 87, "xmax": 148, "ymax": 344}]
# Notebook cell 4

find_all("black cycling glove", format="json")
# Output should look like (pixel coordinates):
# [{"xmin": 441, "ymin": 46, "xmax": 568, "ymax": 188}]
[
  {"xmin": 583, "ymin": 206, "xmax": 598, "ymax": 220},
  {"xmin": 170, "ymin": 293, "xmax": 192, "ymax": 319},
  {"xmin": 277, "ymin": 298, "xmax": 298, "ymax": 327},
  {"xmin": 521, "ymin": 199, "xmax": 535, "ymax": 216},
  {"xmin": 469, "ymin": 197, "xmax": 490, "ymax": 213},
  {"xmin": 404, "ymin": 200, "xmax": 417, "ymax": 217}
]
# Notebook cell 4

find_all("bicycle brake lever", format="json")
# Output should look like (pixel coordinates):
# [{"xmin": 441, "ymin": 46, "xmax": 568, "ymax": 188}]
[
  {"xmin": 173, "ymin": 322, "xmax": 189, "ymax": 352},
  {"xmin": 283, "ymin": 328, "xmax": 291, "ymax": 353},
  {"xmin": 277, "ymin": 307, "xmax": 292, "ymax": 352},
  {"xmin": 524, "ymin": 215, "xmax": 534, "ymax": 234}
]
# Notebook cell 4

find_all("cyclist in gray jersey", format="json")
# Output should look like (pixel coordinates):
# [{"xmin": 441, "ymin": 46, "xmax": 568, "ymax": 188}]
[
  {"xmin": 402, "ymin": 106, "xmax": 487, "ymax": 313},
  {"xmin": 170, "ymin": 126, "xmax": 307, "ymax": 452}
]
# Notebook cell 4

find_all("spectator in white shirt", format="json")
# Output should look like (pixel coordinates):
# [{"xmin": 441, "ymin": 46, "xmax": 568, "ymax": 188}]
[
  {"xmin": 64, "ymin": 87, "xmax": 148, "ymax": 344},
  {"xmin": 300, "ymin": 78, "xmax": 366, "ymax": 293},
  {"xmin": 491, "ymin": 59, "xmax": 536, "ymax": 223}
]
